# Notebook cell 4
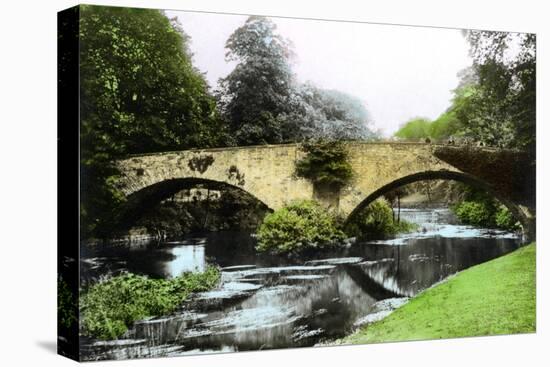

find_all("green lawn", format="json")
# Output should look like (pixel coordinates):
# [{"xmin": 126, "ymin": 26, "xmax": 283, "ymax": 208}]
[{"xmin": 343, "ymin": 243, "xmax": 536, "ymax": 344}]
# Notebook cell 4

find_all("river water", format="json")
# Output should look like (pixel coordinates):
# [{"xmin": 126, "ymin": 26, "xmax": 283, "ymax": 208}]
[{"xmin": 80, "ymin": 208, "xmax": 524, "ymax": 361}]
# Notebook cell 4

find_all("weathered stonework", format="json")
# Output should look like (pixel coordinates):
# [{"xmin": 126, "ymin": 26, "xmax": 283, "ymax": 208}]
[{"xmin": 116, "ymin": 142, "xmax": 535, "ymax": 239}]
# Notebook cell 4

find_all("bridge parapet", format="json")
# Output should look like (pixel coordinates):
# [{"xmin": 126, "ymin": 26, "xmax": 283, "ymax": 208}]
[{"xmin": 116, "ymin": 142, "xmax": 535, "ymax": 239}]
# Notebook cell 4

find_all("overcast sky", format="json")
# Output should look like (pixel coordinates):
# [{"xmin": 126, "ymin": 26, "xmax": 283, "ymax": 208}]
[{"xmin": 166, "ymin": 10, "xmax": 473, "ymax": 136}]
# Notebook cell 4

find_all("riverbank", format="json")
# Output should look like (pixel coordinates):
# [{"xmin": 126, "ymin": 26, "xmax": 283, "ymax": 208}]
[
  {"xmin": 340, "ymin": 242, "xmax": 536, "ymax": 344},
  {"xmin": 80, "ymin": 266, "xmax": 221, "ymax": 339}
]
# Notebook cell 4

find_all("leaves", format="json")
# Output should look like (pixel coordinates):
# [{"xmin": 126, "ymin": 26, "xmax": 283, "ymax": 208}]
[
  {"xmin": 256, "ymin": 200, "xmax": 345, "ymax": 254},
  {"xmin": 345, "ymin": 199, "xmax": 417, "ymax": 238},
  {"xmin": 395, "ymin": 117, "xmax": 433, "ymax": 140},
  {"xmin": 295, "ymin": 84, "xmax": 378, "ymax": 141},
  {"xmin": 80, "ymin": 267, "xmax": 220, "ymax": 339},
  {"xmin": 217, "ymin": 16, "xmax": 378, "ymax": 145},
  {"xmin": 455, "ymin": 31, "xmax": 535, "ymax": 151},
  {"xmin": 79, "ymin": 6, "xmax": 228, "ymax": 237},
  {"xmin": 295, "ymin": 140, "xmax": 354, "ymax": 191},
  {"xmin": 217, "ymin": 16, "xmax": 295, "ymax": 145}
]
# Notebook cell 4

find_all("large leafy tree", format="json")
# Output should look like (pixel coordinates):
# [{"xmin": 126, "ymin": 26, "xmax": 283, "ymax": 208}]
[
  {"xmin": 218, "ymin": 16, "xmax": 378, "ymax": 145},
  {"xmin": 297, "ymin": 84, "xmax": 378, "ymax": 141},
  {"xmin": 79, "ymin": 6, "xmax": 226, "ymax": 237},
  {"xmin": 455, "ymin": 31, "xmax": 535, "ymax": 151},
  {"xmin": 217, "ymin": 16, "xmax": 298, "ymax": 145},
  {"xmin": 394, "ymin": 117, "xmax": 432, "ymax": 140}
]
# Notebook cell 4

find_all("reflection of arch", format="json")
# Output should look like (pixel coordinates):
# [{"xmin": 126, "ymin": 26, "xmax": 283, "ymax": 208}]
[
  {"xmin": 344, "ymin": 264, "xmax": 403, "ymax": 299},
  {"xmin": 118, "ymin": 177, "xmax": 272, "ymax": 229},
  {"xmin": 345, "ymin": 170, "xmax": 529, "ymax": 234}
]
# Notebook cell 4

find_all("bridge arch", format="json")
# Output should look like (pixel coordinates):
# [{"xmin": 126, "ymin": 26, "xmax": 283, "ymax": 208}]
[
  {"xmin": 345, "ymin": 170, "xmax": 530, "ymax": 236},
  {"xmin": 118, "ymin": 177, "xmax": 272, "ymax": 229}
]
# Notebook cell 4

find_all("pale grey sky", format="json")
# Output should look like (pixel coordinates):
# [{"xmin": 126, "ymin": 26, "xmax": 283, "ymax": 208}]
[{"xmin": 166, "ymin": 11, "xmax": 473, "ymax": 136}]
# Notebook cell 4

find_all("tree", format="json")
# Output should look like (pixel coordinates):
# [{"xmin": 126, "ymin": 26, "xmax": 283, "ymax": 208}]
[
  {"xmin": 297, "ymin": 84, "xmax": 378, "ymax": 141},
  {"xmin": 429, "ymin": 110, "xmax": 463, "ymax": 141},
  {"xmin": 454, "ymin": 31, "xmax": 535, "ymax": 152},
  {"xmin": 79, "ymin": 6, "xmax": 227, "ymax": 237},
  {"xmin": 395, "ymin": 117, "xmax": 432, "ymax": 140},
  {"xmin": 385, "ymin": 187, "xmax": 407, "ymax": 223},
  {"xmin": 217, "ymin": 16, "xmax": 297, "ymax": 145},
  {"xmin": 217, "ymin": 17, "xmax": 379, "ymax": 145},
  {"xmin": 395, "ymin": 112, "xmax": 462, "ymax": 142}
]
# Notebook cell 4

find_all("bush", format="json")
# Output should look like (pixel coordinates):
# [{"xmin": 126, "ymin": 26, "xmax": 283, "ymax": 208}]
[
  {"xmin": 58, "ymin": 277, "xmax": 77, "ymax": 329},
  {"xmin": 453, "ymin": 198, "xmax": 520, "ymax": 231},
  {"xmin": 295, "ymin": 140, "xmax": 354, "ymax": 191},
  {"xmin": 256, "ymin": 200, "xmax": 345, "ymax": 254},
  {"xmin": 345, "ymin": 199, "xmax": 418, "ymax": 238},
  {"xmin": 495, "ymin": 206, "xmax": 520, "ymax": 231},
  {"xmin": 80, "ymin": 266, "xmax": 220, "ymax": 339},
  {"xmin": 453, "ymin": 201, "xmax": 495, "ymax": 227}
]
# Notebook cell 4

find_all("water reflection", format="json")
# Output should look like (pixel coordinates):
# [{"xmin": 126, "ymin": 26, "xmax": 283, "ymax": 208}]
[
  {"xmin": 166, "ymin": 245, "xmax": 206, "ymax": 276},
  {"xmin": 80, "ymin": 208, "xmax": 524, "ymax": 360}
]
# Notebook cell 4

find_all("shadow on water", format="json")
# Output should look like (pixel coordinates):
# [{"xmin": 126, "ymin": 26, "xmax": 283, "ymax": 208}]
[{"xmin": 79, "ymin": 208, "xmax": 524, "ymax": 361}]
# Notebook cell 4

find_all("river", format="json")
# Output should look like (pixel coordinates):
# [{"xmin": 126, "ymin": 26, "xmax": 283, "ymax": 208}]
[{"xmin": 79, "ymin": 208, "xmax": 524, "ymax": 361}]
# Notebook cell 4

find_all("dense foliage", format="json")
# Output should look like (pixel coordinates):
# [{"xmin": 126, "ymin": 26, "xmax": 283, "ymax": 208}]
[
  {"xmin": 79, "ymin": 6, "xmax": 227, "ymax": 237},
  {"xmin": 394, "ymin": 118, "xmax": 433, "ymax": 141},
  {"xmin": 296, "ymin": 84, "xmax": 378, "ymax": 141},
  {"xmin": 80, "ymin": 267, "xmax": 220, "ymax": 339},
  {"xmin": 453, "ymin": 201, "xmax": 495, "ymax": 227},
  {"xmin": 217, "ymin": 16, "xmax": 297, "ymax": 145},
  {"xmin": 451, "ymin": 188, "xmax": 519, "ymax": 231},
  {"xmin": 345, "ymin": 199, "xmax": 418, "ymax": 238},
  {"xmin": 58, "ymin": 277, "xmax": 77, "ymax": 329},
  {"xmin": 217, "ymin": 17, "xmax": 378, "ymax": 145},
  {"xmin": 453, "ymin": 201, "xmax": 519, "ymax": 231},
  {"xmin": 79, "ymin": 12, "xmax": 380, "ymax": 239},
  {"xmin": 395, "ymin": 113, "xmax": 463, "ymax": 142},
  {"xmin": 256, "ymin": 200, "xmax": 345, "ymax": 254},
  {"xmin": 295, "ymin": 140, "xmax": 354, "ymax": 191},
  {"xmin": 458, "ymin": 31, "xmax": 535, "ymax": 152},
  {"xmin": 395, "ymin": 31, "xmax": 535, "ymax": 152}
]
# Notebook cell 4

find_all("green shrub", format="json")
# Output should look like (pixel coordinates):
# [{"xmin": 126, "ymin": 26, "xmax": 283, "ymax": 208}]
[
  {"xmin": 58, "ymin": 277, "xmax": 77, "ymax": 329},
  {"xmin": 495, "ymin": 205, "xmax": 520, "ymax": 231},
  {"xmin": 451, "ymin": 185, "xmax": 523, "ymax": 231},
  {"xmin": 295, "ymin": 140, "xmax": 354, "ymax": 191},
  {"xmin": 453, "ymin": 198, "xmax": 520, "ymax": 231},
  {"xmin": 345, "ymin": 198, "xmax": 418, "ymax": 238},
  {"xmin": 453, "ymin": 201, "xmax": 495, "ymax": 227},
  {"xmin": 80, "ymin": 266, "xmax": 220, "ymax": 339},
  {"xmin": 256, "ymin": 200, "xmax": 345, "ymax": 254}
]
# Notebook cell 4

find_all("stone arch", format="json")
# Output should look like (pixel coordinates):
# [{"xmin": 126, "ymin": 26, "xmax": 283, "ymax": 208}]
[
  {"xmin": 117, "ymin": 177, "xmax": 273, "ymax": 229},
  {"xmin": 345, "ymin": 170, "xmax": 531, "ymax": 237}
]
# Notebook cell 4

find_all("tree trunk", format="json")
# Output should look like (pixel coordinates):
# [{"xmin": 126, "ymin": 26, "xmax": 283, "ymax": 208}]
[{"xmin": 397, "ymin": 195, "xmax": 401, "ymax": 223}]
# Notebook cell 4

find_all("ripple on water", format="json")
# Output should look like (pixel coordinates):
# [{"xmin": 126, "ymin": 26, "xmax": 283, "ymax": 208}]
[
  {"xmin": 196, "ymin": 282, "xmax": 262, "ymax": 300},
  {"xmin": 305, "ymin": 257, "xmax": 363, "ymax": 266},
  {"xmin": 187, "ymin": 305, "xmax": 303, "ymax": 336}
]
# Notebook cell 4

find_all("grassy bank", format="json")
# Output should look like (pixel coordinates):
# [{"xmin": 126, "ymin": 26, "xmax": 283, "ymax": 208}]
[
  {"xmin": 343, "ymin": 243, "xmax": 536, "ymax": 344},
  {"xmin": 80, "ymin": 266, "xmax": 220, "ymax": 339}
]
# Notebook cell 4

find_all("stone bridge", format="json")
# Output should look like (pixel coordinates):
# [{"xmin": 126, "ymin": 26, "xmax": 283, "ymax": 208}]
[{"xmin": 116, "ymin": 142, "xmax": 536, "ymax": 239}]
